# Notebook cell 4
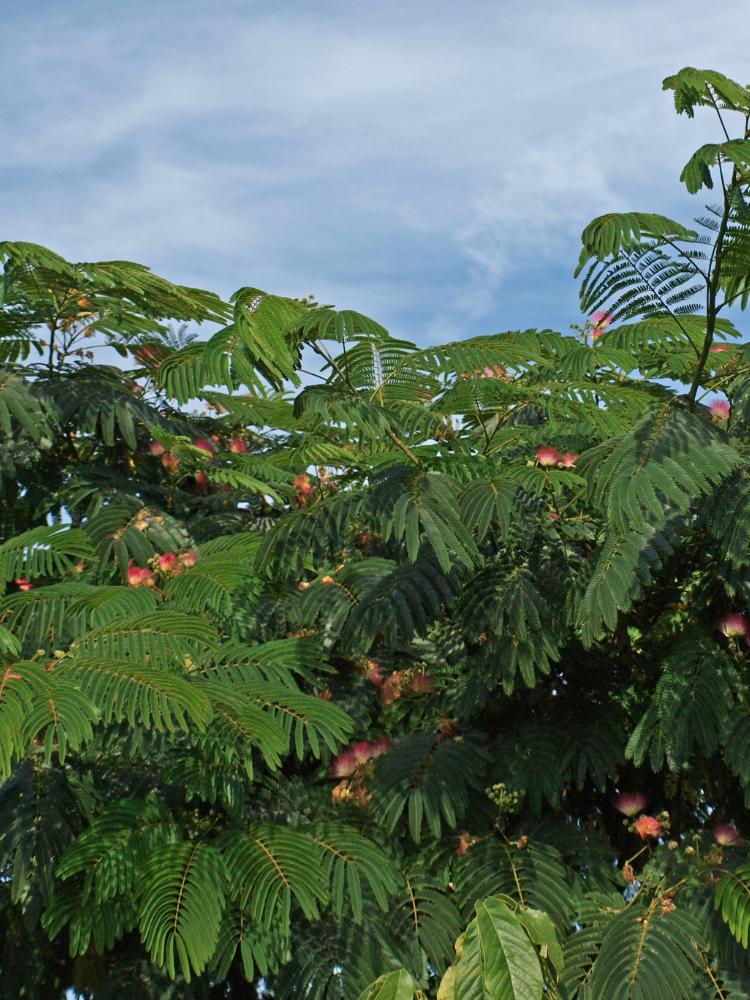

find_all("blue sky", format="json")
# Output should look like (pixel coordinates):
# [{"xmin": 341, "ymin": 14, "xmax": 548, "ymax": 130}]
[{"xmin": 2, "ymin": 0, "xmax": 749, "ymax": 345}]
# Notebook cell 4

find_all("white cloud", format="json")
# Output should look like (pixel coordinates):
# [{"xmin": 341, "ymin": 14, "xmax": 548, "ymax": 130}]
[{"xmin": 2, "ymin": 0, "xmax": 749, "ymax": 341}]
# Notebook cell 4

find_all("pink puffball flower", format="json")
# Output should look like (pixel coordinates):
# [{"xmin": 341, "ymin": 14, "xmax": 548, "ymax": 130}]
[
  {"xmin": 157, "ymin": 552, "xmax": 180, "ymax": 575},
  {"xmin": 591, "ymin": 311, "xmax": 613, "ymax": 327},
  {"xmin": 364, "ymin": 659, "xmax": 384, "ymax": 686},
  {"xmin": 179, "ymin": 549, "xmax": 198, "ymax": 568},
  {"xmin": 559, "ymin": 452, "xmax": 578, "ymax": 468},
  {"xmin": 714, "ymin": 824, "xmax": 741, "ymax": 846},
  {"xmin": 14, "ymin": 578, "xmax": 32, "ymax": 591},
  {"xmin": 410, "ymin": 672, "xmax": 436, "ymax": 695},
  {"xmin": 293, "ymin": 474, "xmax": 314, "ymax": 496},
  {"xmin": 714, "ymin": 823, "xmax": 741, "ymax": 846},
  {"xmin": 350, "ymin": 741, "xmax": 374, "ymax": 766},
  {"xmin": 591, "ymin": 311, "xmax": 614, "ymax": 341},
  {"xmin": 228, "ymin": 437, "xmax": 248, "ymax": 454},
  {"xmin": 479, "ymin": 365, "xmax": 508, "ymax": 379},
  {"xmin": 161, "ymin": 452, "xmax": 180, "ymax": 473},
  {"xmin": 634, "ymin": 815, "xmax": 663, "ymax": 840},
  {"xmin": 709, "ymin": 399, "xmax": 731, "ymax": 423},
  {"xmin": 536, "ymin": 446, "xmax": 561, "ymax": 467},
  {"xmin": 614, "ymin": 792, "xmax": 647, "ymax": 817},
  {"xmin": 330, "ymin": 737, "xmax": 391, "ymax": 778},
  {"xmin": 710, "ymin": 344, "xmax": 731, "ymax": 353},
  {"xmin": 147, "ymin": 440, "xmax": 166, "ymax": 456},
  {"xmin": 369, "ymin": 737, "xmax": 392, "ymax": 757},
  {"xmin": 719, "ymin": 613, "xmax": 749, "ymax": 638},
  {"xmin": 193, "ymin": 438, "xmax": 216, "ymax": 460},
  {"xmin": 127, "ymin": 562, "xmax": 155, "ymax": 588},
  {"xmin": 330, "ymin": 746, "xmax": 359, "ymax": 778}
]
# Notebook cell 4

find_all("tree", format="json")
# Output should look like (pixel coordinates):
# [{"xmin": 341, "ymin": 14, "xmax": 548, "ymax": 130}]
[{"xmin": 2, "ymin": 65, "xmax": 750, "ymax": 998}]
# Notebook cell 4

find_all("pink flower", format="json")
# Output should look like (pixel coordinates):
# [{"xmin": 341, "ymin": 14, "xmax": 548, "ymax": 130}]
[
  {"xmin": 634, "ymin": 815, "xmax": 663, "ymax": 839},
  {"xmin": 161, "ymin": 452, "xmax": 180, "ymax": 473},
  {"xmin": 410, "ymin": 672, "xmax": 435, "ymax": 695},
  {"xmin": 229, "ymin": 437, "xmax": 248, "ymax": 454},
  {"xmin": 330, "ymin": 738, "xmax": 391, "ymax": 777},
  {"xmin": 536, "ymin": 446, "xmax": 561, "ymax": 467},
  {"xmin": 179, "ymin": 549, "xmax": 198, "ymax": 568},
  {"xmin": 479, "ymin": 365, "xmax": 508, "ymax": 379},
  {"xmin": 147, "ymin": 440, "xmax": 165, "ymax": 456},
  {"xmin": 714, "ymin": 824, "xmax": 741, "ymax": 846},
  {"xmin": 719, "ymin": 613, "xmax": 748, "ymax": 638},
  {"xmin": 369, "ymin": 737, "xmax": 392, "ymax": 757},
  {"xmin": 364, "ymin": 659, "xmax": 384, "ymax": 686},
  {"xmin": 455, "ymin": 831, "xmax": 480, "ymax": 856},
  {"xmin": 614, "ymin": 792, "xmax": 647, "ymax": 817},
  {"xmin": 709, "ymin": 399, "xmax": 731, "ymax": 423},
  {"xmin": 331, "ymin": 741, "xmax": 370, "ymax": 777},
  {"xmin": 321, "ymin": 575, "xmax": 335, "ymax": 585},
  {"xmin": 157, "ymin": 552, "xmax": 180, "ymax": 574},
  {"xmin": 14, "ymin": 578, "xmax": 32, "ymax": 592},
  {"xmin": 559, "ymin": 452, "xmax": 578, "ymax": 468},
  {"xmin": 293, "ymin": 474, "xmax": 314, "ymax": 496},
  {"xmin": 194, "ymin": 471, "xmax": 210, "ymax": 490},
  {"xmin": 330, "ymin": 747, "xmax": 359, "ymax": 777},
  {"xmin": 351, "ymin": 741, "xmax": 374, "ymax": 764},
  {"xmin": 591, "ymin": 311, "xmax": 614, "ymax": 340},
  {"xmin": 710, "ymin": 344, "xmax": 731, "ymax": 353},
  {"xmin": 127, "ymin": 562, "xmax": 156, "ymax": 588},
  {"xmin": 193, "ymin": 438, "xmax": 216, "ymax": 460}
]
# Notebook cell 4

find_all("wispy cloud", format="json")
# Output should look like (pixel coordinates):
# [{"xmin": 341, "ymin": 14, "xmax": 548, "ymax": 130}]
[{"xmin": 2, "ymin": 0, "xmax": 748, "ymax": 341}]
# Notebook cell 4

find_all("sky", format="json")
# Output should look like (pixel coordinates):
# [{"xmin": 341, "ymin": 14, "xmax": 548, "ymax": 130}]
[{"xmin": 2, "ymin": 0, "xmax": 749, "ymax": 346}]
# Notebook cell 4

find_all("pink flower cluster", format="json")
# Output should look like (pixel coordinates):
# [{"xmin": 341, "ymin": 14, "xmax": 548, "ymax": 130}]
[
  {"xmin": 590, "ymin": 311, "xmax": 614, "ymax": 341},
  {"xmin": 127, "ymin": 549, "xmax": 198, "ymax": 588},
  {"xmin": 330, "ymin": 738, "xmax": 392, "ymax": 778},
  {"xmin": 479, "ymin": 365, "xmax": 509, "ymax": 380},
  {"xmin": 709, "ymin": 399, "xmax": 731, "ymax": 423},
  {"xmin": 715, "ymin": 824, "xmax": 741, "ymax": 846},
  {"xmin": 615, "ymin": 792, "xmax": 742, "ymax": 846},
  {"xmin": 634, "ymin": 815, "xmax": 663, "ymax": 840},
  {"xmin": 718, "ymin": 613, "xmax": 749, "ymax": 639},
  {"xmin": 614, "ymin": 792, "xmax": 663, "ymax": 839},
  {"xmin": 14, "ymin": 578, "xmax": 32, "ymax": 591},
  {"xmin": 535, "ymin": 447, "xmax": 578, "ymax": 468},
  {"xmin": 363, "ymin": 659, "xmax": 384, "ymax": 686},
  {"xmin": 193, "ymin": 438, "xmax": 217, "ymax": 459},
  {"xmin": 614, "ymin": 791, "xmax": 647, "ymax": 817},
  {"xmin": 127, "ymin": 562, "xmax": 156, "ymax": 588},
  {"xmin": 380, "ymin": 669, "xmax": 436, "ymax": 706},
  {"xmin": 460, "ymin": 365, "xmax": 510, "ymax": 381},
  {"xmin": 147, "ymin": 435, "xmax": 247, "ymax": 476}
]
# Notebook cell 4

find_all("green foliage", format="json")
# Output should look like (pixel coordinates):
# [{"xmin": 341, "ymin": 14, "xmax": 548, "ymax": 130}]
[
  {"xmin": 5, "ymin": 62, "xmax": 750, "ymax": 1000},
  {"xmin": 437, "ymin": 897, "xmax": 545, "ymax": 1000},
  {"xmin": 585, "ymin": 906, "xmax": 703, "ymax": 999}
]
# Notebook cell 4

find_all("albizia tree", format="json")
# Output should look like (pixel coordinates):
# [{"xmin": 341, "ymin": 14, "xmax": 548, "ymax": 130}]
[{"xmin": 3, "ymin": 66, "xmax": 750, "ymax": 999}]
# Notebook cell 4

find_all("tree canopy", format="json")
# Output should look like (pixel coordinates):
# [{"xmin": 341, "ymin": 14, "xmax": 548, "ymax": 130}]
[{"xmin": 3, "ymin": 66, "xmax": 750, "ymax": 999}]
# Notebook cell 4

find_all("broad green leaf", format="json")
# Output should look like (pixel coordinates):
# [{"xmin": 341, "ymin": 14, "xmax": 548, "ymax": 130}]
[
  {"xmin": 357, "ymin": 969, "xmax": 419, "ymax": 1000},
  {"xmin": 451, "ymin": 897, "xmax": 544, "ymax": 1000}
]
